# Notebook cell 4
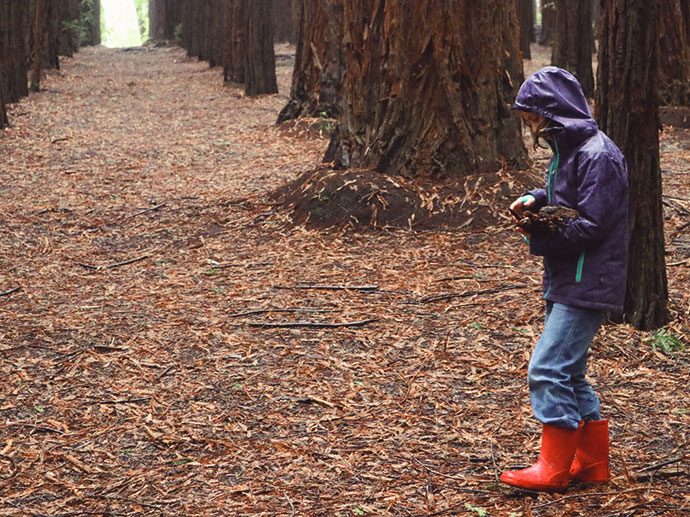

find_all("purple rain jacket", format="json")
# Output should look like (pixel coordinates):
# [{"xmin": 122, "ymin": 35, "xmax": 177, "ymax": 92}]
[{"xmin": 514, "ymin": 67, "xmax": 629, "ymax": 313}]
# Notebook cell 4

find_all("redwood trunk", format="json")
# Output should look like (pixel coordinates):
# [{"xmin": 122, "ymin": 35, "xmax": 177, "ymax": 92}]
[
  {"xmin": 0, "ymin": 2, "xmax": 29, "ymax": 103},
  {"xmin": 0, "ymin": 67, "xmax": 7, "ymax": 129},
  {"xmin": 244, "ymin": 0, "xmax": 278, "ymax": 96},
  {"xmin": 272, "ymin": 0, "xmax": 297, "ymax": 43},
  {"xmin": 517, "ymin": 0, "xmax": 534, "ymax": 59},
  {"xmin": 658, "ymin": 0, "xmax": 690, "ymax": 105},
  {"xmin": 328, "ymin": 0, "xmax": 525, "ymax": 177},
  {"xmin": 552, "ymin": 0, "xmax": 594, "ymax": 97},
  {"xmin": 277, "ymin": 0, "xmax": 343, "ymax": 122},
  {"xmin": 224, "ymin": 0, "xmax": 246, "ymax": 84},
  {"xmin": 539, "ymin": 0, "xmax": 556, "ymax": 45},
  {"xmin": 596, "ymin": 0, "xmax": 668, "ymax": 330},
  {"xmin": 30, "ymin": 0, "xmax": 44, "ymax": 92}
]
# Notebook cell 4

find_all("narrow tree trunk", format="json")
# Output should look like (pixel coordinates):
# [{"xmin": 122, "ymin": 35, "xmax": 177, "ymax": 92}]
[
  {"xmin": 272, "ymin": 0, "xmax": 297, "ymax": 43},
  {"xmin": 224, "ymin": 0, "xmax": 246, "ymax": 84},
  {"xmin": 552, "ymin": 0, "xmax": 594, "ymax": 97},
  {"xmin": 1, "ymin": 2, "xmax": 29, "ymax": 103},
  {"xmin": 327, "ymin": 0, "xmax": 525, "ymax": 177},
  {"xmin": 658, "ymin": 0, "xmax": 690, "ymax": 105},
  {"xmin": 277, "ymin": 0, "xmax": 344, "ymax": 122},
  {"xmin": 517, "ymin": 0, "xmax": 534, "ymax": 59},
  {"xmin": 0, "ymin": 67, "xmax": 8, "ymax": 129},
  {"xmin": 30, "ymin": 0, "xmax": 44, "ymax": 92},
  {"xmin": 244, "ymin": 0, "xmax": 278, "ymax": 96},
  {"xmin": 539, "ymin": 0, "xmax": 556, "ymax": 45},
  {"xmin": 596, "ymin": 0, "xmax": 668, "ymax": 330}
]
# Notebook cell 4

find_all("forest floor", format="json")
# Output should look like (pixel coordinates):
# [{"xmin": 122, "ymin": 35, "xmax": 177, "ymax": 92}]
[{"xmin": 0, "ymin": 43, "xmax": 688, "ymax": 516}]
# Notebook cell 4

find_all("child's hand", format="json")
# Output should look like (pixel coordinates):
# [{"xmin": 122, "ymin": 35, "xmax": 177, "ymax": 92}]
[{"xmin": 509, "ymin": 195, "xmax": 536, "ymax": 222}]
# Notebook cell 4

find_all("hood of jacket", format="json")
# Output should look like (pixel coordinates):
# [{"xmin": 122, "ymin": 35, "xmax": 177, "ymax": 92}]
[{"xmin": 513, "ymin": 67, "xmax": 598, "ymax": 146}]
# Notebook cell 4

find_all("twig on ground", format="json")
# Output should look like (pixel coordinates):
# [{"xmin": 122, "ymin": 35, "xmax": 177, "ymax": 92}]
[
  {"xmin": 126, "ymin": 202, "xmax": 166, "ymax": 218},
  {"xmin": 229, "ymin": 308, "xmax": 341, "ymax": 318},
  {"xmin": 416, "ymin": 284, "xmax": 524, "ymax": 303},
  {"xmin": 0, "ymin": 287, "xmax": 20, "ymax": 297},
  {"xmin": 639, "ymin": 456, "xmax": 684, "ymax": 472},
  {"xmin": 78, "ymin": 255, "xmax": 149, "ymax": 271},
  {"xmin": 248, "ymin": 319, "xmax": 378, "ymax": 329},
  {"xmin": 274, "ymin": 284, "xmax": 379, "ymax": 291}
]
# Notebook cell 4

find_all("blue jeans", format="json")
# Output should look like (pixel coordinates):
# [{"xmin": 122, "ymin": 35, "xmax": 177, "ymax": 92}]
[{"xmin": 528, "ymin": 302, "xmax": 604, "ymax": 430}]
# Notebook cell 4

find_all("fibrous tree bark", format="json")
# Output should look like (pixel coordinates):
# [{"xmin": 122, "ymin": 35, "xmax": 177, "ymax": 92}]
[
  {"xmin": 30, "ymin": 0, "xmax": 45, "ymax": 92},
  {"xmin": 272, "ymin": 0, "xmax": 297, "ymax": 43},
  {"xmin": 552, "ymin": 0, "xmax": 594, "ymax": 97},
  {"xmin": 277, "ymin": 0, "xmax": 343, "ymax": 122},
  {"xmin": 224, "ymin": 0, "xmax": 246, "ymax": 84},
  {"xmin": 597, "ymin": 0, "xmax": 668, "ymax": 330},
  {"xmin": 0, "ymin": 1, "xmax": 29, "ymax": 104},
  {"xmin": 517, "ymin": 0, "xmax": 534, "ymax": 59},
  {"xmin": 244, "ymin": 0, "xmax": 278, "ymax": 96},
  {"xmin": 658, "ymin": 0, "xmax": 690, "ymax": 105},
  {"xmin": 149, "ymin": 0, "xmax": 183, "ymax": 41},
  {"xmin": 0, "ymin": 67, "xmax": 7, "ymax": 129},
  {"xmin": 326, "ymin": 0, "xmax": 526, "ymax": 177}
]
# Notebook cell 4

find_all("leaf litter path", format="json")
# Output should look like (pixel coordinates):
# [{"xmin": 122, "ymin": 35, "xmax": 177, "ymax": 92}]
[{"xmin": 0, "ymin": 45, "xmax": 688, "ymax": 516}]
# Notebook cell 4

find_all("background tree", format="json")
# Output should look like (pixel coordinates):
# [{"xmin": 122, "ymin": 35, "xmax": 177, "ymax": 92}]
[
  {"xmin": 552, "ymin": 0, "xmax": 594, "ymax": 97},
  {"xmin": 277, "ymin": 0, "xmax": 344, "ymax": 122},
  {"xmin": 272, "ymin": 0, "xmax": 298, "ymax": 43},
  {"xmin": 658, "ymin": 0, "xmax": 690, "ymax": 105},
  {"xmin": 0, "ymin": 2, "xmax": 29, "ymax": 104},
  {"xmin": 244, "ymin": 0, "xmax": 278, "ymax": 96},
  {"xmin": 517, "ymin": 0, "xmax": 534, "ymax": 59},
  {"xmin": 0, "ymin": 67, "xmax": 7, "ymax": 129},
  {"xmin": 539, "ymin": 0, "xmax": 556, "ymax": 45},
  {"xmin": 224, "ymin": 0, "xmax": 246, "ymax": 84},
  {"xmin": 327, "ymin": 0, "xmax": 525, "ymax": 177},
  {"xmin": 30, "ymin": 0, "xmax": 45, "ymax": 92},
  {"xmin": 149, "ymin": 0, "xmax": 183, "ymax": 41},
  {"xmin": 597, "ymin": 0, "xmax": 669, "ymax": 330}
]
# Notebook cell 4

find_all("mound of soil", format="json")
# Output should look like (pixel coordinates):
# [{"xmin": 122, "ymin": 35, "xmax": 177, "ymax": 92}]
[{"xmin": 272, "ymin": 166, "xmax": 542, "ymax": 231}]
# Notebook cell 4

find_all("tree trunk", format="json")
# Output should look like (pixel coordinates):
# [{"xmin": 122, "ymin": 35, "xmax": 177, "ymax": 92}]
[
  {"xmin": 244, "ymin": 0, "xmax": 278, "ymax": 96},
  {"xmin": 596, "ymin": 0, "xmax": 668, "ymax": 330},
  {"xmin": 552, "ymin": 0, "xmax": 594, "ymax": 97},
  {"xmin": 83, "ymin": 0, "xmax": 101, "ymax": 46},
  {"xmin": 0, "ymin": 67, "xmax": 7, "ymax": 129},
  {"xmin": 326, "ymin": 0, "xmax": 526, "ymax": 177},
  {"xmin": 539, "ymin": 0, "xmax": 556, "ymax": 45},
  {"xmin": 517, "ymin": 0, "xmax": 534, "ymax": 59},
  {"xmin": 277, "ymin": 0, "xmax": 344, "ymax": 122},
  {"xmin": 30, "ymin": 0, "xmax": 44, "ymax": 92},
  {"xmin": 0, "ymin": 2, "xmax": 29, "ymax": 103},
  {"xmin": 272, "ymin": 0, "xmax": 297, "ymax": 43},
  {"xmin": 658, "ymin": 0, "xmax": 690, "ymax": 105},
  {"xmin": 224, "ymin": 0, "xmax": 246, "ymax": 84}
]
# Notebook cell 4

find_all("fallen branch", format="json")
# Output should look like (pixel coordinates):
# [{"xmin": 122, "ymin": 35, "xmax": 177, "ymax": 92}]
[
  {"xmin": 210, "ymin": 261, "xmax": 274, "ymax": 270},
  {"xmin": 638, "ymin": 456, "xmax": 684, "ymax": 472},
  {"xmin": 126, "ymin": 202, "xmax": 166, "ymax": 218},
  {"xmin": 667, "ymin": 258, "xmax": 690, "ymax": 267},
  {"xmin": 78, "ymin": 255, "xmax": 149, "ymax": 271},
  {"xmin": 229, "ymin": 308, "xmax": 341, "ymax": 318},
  {"xmin": 274, "ymin": 284, "xmax": 378, "ymax": 291},
  {"xmin": 85, "ymin": 397, "xmax": 151, "ymax": 406},
  {"xmin": 0, "ymin": 287, "xmax": 20, "ymax": 297},
  {"xmin": 248, "ymin": 318, "xmax": 378, "ymax": 329},
  {"xmin": 416, "ymin": 284, "xmax": 524, "ymax": 303},
  {"xmin": 2, "ymin": 423, "xmax": 64, "ymax": 435}
]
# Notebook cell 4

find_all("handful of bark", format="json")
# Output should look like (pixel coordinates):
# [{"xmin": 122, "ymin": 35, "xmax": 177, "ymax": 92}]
[{"xmin": 514, "ymin": 206, "xmax": 580, "ymax": 235}]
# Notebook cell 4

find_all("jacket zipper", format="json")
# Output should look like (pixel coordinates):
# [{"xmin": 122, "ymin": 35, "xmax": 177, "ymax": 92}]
[
  {"xmin": 576, "ymin": 251, "xmax": 585, "ymax": 282},
  {"xmin": 544, "ymin": 139, "xmax": 560, "ymax": 297}
]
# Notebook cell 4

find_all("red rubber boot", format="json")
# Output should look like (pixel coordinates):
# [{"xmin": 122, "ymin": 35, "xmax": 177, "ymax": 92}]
[
  {"xmin": 569, "ymin": 419, "xmax": 610, "ymax": 483},
  {"xmin": 500, "ymin": 423, "xmax": 582, "ymax": 492}
]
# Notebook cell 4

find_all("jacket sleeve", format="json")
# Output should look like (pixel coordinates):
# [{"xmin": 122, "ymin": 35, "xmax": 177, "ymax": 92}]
[
  {"xmin": 527, "ymin": 188, "xmax": 548, "ymax": 210},
  {"xmin": 529, "ymin": 152, "xmax": 627, "ymax": 257}
]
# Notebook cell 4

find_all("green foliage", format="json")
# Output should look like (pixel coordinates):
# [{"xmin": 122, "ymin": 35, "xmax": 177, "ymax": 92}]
[
  {"xmin": 62, "ymin": 0, "xmax": 95, "ymax": 48},
  {"xmin": 644, "ymin": 329, "xmax": 686, "ymax": 354},
  {"xmin": 133, "ymin": 0, "xmax": 149, "ymax": 40},
  {"xmin": 465, "ymin": 504, "xmax": 487, "ymax": 517}
]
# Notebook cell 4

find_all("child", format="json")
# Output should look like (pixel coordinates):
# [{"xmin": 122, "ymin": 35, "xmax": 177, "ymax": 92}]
[{"xmin": 501, "ymin": 67, "xmax": 629, "ymax": 492}]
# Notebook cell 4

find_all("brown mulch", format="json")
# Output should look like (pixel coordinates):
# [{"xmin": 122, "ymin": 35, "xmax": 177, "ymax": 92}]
[{"xmin": 0, "ymin": 43, "xmax": 688, "ymax": 516}]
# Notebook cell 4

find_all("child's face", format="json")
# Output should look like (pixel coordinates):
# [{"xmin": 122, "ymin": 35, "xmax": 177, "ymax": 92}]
[{"xmin": 520, "ymin": 111, "xmax": 547, "ymax": 135}]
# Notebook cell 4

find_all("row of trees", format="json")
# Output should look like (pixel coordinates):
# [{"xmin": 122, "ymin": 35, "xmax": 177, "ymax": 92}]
[{"xmin": 0, "ymin": 0, "xmax": 99, "ymax": 129}]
